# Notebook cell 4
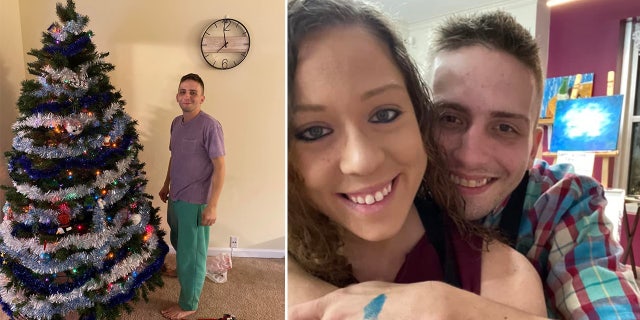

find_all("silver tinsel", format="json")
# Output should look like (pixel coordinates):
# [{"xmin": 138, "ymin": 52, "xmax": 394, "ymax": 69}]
[
  {"xmin": 49, "ymin": 19, "xmax": 86, "ymax": 42},
  {"xmin": 12, "ymin": 112, "xmax": 96, "ymax": 131},
  {"xmin": 0, "ymin": 236, "xmax": 158, "ymax": 319},
  {"xmin": 42, "ymin": 65, "xmax": 88, "ymax": 90},
  {"xmin": 0, "ymin": 210, "xmax": 150, "ymax": 274},
  {"xmin": 12, "ymin": 115, "xmax": 130, "ymax": 159}
]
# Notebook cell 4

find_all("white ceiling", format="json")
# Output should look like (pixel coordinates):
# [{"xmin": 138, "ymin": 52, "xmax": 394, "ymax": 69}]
[{"xmin": 372, "ymin": 0, "xmax": 524, "ymax": 24}]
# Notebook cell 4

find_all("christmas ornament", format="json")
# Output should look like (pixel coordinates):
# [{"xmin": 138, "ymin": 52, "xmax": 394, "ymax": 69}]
[
  {"xmin": 64, "ymin": 118, "xmax": 83, "ymax": 135},
  {"xmin": 130, "ymin": 214, "xmax": 141, "ymax": 225}
]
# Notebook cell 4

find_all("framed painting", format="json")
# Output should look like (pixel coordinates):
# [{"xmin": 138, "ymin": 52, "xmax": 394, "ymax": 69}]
[{"xmin": 550, "ymin": 95, "xmax": 623, "ymax": 152}]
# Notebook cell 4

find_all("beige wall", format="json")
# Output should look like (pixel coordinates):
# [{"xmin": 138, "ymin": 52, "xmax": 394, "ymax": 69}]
[
  {"xmin": 403, "ymin": 0, "xmax": 543, "ymax": 82},
  {"xmin": 0, "ymin": 0, "xmax": 24, "ymax": 210},
  {"xmin": 1, "ymin": 0, "xmax": 285, "ymax": 251}
]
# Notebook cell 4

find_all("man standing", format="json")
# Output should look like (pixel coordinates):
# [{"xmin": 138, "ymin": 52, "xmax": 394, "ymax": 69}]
[{"xmin": 159, "ymin": 73, "xmax": 226, "ymax": 320}]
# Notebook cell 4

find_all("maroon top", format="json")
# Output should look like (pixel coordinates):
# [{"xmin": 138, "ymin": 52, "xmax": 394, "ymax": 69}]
[{"xmin": 394, "ymin": 224, "xmax": 482, "ymax": 295}]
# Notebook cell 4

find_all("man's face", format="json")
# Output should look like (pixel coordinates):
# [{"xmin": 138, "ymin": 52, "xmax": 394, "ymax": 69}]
[
  {"xmin": 432, "ymin": 45, "xmax": 542, "ymax": 220},
  {"xmin": 176, "ymin": 79, "xmax": 205, "ymax": 114}
]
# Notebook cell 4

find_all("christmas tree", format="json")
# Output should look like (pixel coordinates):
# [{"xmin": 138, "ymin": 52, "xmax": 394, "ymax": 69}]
[{"xmin": 0, "ymin": 1, "xmax": 168, "ymax": 319}]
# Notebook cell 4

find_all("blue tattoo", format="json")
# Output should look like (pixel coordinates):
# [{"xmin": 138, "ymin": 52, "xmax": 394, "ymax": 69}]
[{"xmin": 363, "ymin": 293, "xmax": 387, "ymax": 320}]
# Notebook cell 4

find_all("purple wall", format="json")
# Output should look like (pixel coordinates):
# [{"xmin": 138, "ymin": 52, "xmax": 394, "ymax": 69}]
[
  {"xmin": 548, "ymin": 0, "xmax": 640, "ymax": 95},
  {"xmin": 548, "ymin": 0, "xmax": 640, "ymax": 266}
]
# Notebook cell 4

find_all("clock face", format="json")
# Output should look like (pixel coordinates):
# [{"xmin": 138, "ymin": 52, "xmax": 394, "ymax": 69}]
[{"xmin": 200, "ymin": 18, "xmax": 250, "ymax": 70}]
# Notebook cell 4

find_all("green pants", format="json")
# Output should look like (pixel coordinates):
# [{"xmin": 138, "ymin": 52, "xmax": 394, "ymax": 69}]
[{"xmin": 167, "ymin": 199, "xmax": 210, "ymax": 311}]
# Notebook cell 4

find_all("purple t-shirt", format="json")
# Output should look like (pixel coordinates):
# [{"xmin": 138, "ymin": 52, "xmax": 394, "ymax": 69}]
[{"xmin": 169, "ymin": 111, "xmax": 225, "ymax": 204}]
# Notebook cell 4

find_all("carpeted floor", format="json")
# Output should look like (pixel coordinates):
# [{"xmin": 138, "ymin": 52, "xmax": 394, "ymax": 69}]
[
  {"xmin": 122, "ymin": 254, "xmax": 285, "ymax": 319},
  {"xmin": 0, "ymin": 254, "xmax": 285, "ymax": 320}
]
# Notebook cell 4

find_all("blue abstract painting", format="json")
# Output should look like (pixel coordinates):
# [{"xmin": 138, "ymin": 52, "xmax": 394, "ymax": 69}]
[{"xmin": 550, "ymin": 95, "xmax": 623, "ymax": 152}]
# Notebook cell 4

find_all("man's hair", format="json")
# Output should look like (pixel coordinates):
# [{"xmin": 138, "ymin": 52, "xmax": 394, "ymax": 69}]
[
  {"xmin": 433, "ymin": 11, "xmax": 543, "ymax": 99},
  {"xmin": 288, "ymin": 0, "xmax": 490, "ymax": 288},
  {"xmin": 180, "ymin": 73, "xmax": 205, "ymax": 92}
]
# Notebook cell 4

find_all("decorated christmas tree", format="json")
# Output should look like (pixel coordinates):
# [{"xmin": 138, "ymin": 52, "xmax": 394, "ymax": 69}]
[{"xmin": 0, "ymin": 1, "xmax": 168, "ymax": 319}]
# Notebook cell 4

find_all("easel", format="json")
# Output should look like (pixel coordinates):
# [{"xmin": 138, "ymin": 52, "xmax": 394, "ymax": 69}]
[{"xmin": 538, "ymin": 71, "xmax": 619, "ymax": 188}]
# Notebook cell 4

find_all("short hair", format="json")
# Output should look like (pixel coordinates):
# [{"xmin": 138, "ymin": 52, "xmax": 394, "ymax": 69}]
[
  {"xmin": 179, "ymin": 73, "xmax": 205, "ymax": 93},
  {"xmin": 288, "ymin": 0, "xmax": 478, "ymax": 287},
  {"xmin": 433, "ymin": 11, "xmax": 543, "ymax": 99}
]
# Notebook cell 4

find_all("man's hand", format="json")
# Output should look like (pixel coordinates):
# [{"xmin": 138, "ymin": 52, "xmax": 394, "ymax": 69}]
[
  {"xmin": 201, "ymin": 205, "xmax": 217, "ymax": 226},
  {"xmin": 159, "ymin": 185, "xmax": 169, "ymax": 203}
]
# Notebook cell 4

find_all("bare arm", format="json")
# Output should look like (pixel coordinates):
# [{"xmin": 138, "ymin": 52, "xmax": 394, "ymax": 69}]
[
  {"xmin": 289, "ymin": 280, "xmax": 550, "ymax": 320},
  {"xmin": 208, "ymin": 156, "xmax": 225, "ymax": 207},
  {"xmin": 158, "ymin": 158, "xmax": 171, "ymax": 203},
  {"xmin": 201, "ymin": 156, "xmax": 225, "ymax": 226},
  {"xmin": 289, "ymin": 240, "xmax": 548, "ymax": 319},
  {"xmin": 481, "ymin": 241, "xmax": 546, "ymax": 317}
]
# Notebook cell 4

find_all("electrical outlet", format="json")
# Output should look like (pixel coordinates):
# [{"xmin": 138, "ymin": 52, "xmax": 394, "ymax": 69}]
[{"xmin": 230, "ymin": 236, "xmax": 238, "ymax": 248}]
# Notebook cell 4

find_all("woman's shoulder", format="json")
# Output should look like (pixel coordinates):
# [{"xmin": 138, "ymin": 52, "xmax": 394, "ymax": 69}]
[{"xmin": 480, "ymin": 241, "xmax": 546, "ymax": 316}]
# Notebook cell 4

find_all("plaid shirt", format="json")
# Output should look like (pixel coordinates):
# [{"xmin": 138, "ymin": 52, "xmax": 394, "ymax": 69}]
[{"xmin": 483, "ymin": 160, "xmax": 640, "ymax": 319}]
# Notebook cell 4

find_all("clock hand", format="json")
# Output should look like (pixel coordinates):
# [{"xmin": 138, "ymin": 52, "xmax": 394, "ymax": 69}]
[
  {"xmin": 216, "ymin": 42, "xmax": 226, "ymax": 53},
  {"xmin": 223, "ymin": 29, "xmax": 227, "ymax": 46}
]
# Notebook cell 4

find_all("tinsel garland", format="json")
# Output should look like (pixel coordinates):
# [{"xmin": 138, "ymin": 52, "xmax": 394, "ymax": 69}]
[
  {"xmin": 5, "ymin": 204, "xmax": 80, "ymax": 225},
  {"xmin": 14, "ymin": 104, "xmax": 129, "ymax": 140},
  {"xmin": 30, "ymin": 92, "xmax": 115, "ymax": 113},
  {"xmin": 13, "ymin": 111, "xmax": 96, "ymax": 131},
  {"xmin": 0, "ymin": 205, "xmax": 146, "ymax": 256},
  {"xmin": 1, "ymin": 218, "xmax": 148, "ymax": 276},
  {"xmin": 42, "ymin": 63, "xmax": 90, "ymax": 91},
  {"xmin": 12, "ymin": 124, "xmax": 132, "ymax": 160},
  {"xmin": 12, "ymin": 101, "xmax": 118, "ymax": 130},
  {"xmin": 49, "ymin": 19, "xmax": 85, "ymax": 42},
  {"xmin": 0, "ymin": 237, "xmax": 165, "ymax": 319},
  {"xmin": 44, "ymin": 35, "xmax": 91, "ymax": 57},
  {"xmin": 10, "ymin": 144, "xmax": 126, "ymax": 179},
  {"xmin": 9, "ymin": 136, "xmax": 132, "ymax": 180},
  {"xmin": 31, "ymin": 100, "xmax": 72, "ymax": 114},
  {"xmin": 4, "ymin": 231, "xmax": 154, "ymax": 297},
  {"xmin": 35, "ymin": 79, "xmax": 88, "ymax": 99},
  {"xmin": 13, "ymin": 155, "xmax": 135, "ymax": 202},
  {"xmin": 0, "ymin": 206, "xmax": 151, "ymax": 286}
]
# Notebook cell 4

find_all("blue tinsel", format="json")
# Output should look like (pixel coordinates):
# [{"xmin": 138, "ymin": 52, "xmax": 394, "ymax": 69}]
[
  {"xmin": 6, "ymin": 240, "xmax": 145, "ymax": 296},
  {"xmin": 32, "ymin": 92, "xmax": 115, "ymax": 114},
  {"xmin": 11, "ymin": 261, "xmax": 96, "ymax": 296},
  {"xmin": 106, "ymin": 240, "xmax": 168, "ymax": 307},
  {"xmin": 33, "ymin": 100, "xmax": 72, "ymax": 114},
  {"xmin": 43, "ymin": 35, "xmax": 91, "ymax": 57},
  {"xmin": 10, "ymin": 134, "xmax": 133, "ymax": 179}
]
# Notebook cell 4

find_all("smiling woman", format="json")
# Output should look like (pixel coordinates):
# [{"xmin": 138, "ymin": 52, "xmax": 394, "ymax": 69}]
[{"xmin": 287, "ymin": 0, "xmax": 546, "ymax": 318}]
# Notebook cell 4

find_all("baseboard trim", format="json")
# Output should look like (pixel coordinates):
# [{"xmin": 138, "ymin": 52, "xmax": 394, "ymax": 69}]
[{"xmin": 167, "ymin": 247, "xmax": 285, "ymax": 259}]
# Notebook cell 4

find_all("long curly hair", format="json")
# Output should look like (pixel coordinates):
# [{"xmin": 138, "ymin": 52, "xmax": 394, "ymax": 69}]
[{"xmin": 288, "ymin": 0, "xmax": 487, "ymax": 287}]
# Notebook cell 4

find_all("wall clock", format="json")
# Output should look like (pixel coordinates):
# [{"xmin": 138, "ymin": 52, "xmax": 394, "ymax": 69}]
[{"xmin": 200, "ymin": 18, "xmax": 250, "ymax": 70}]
